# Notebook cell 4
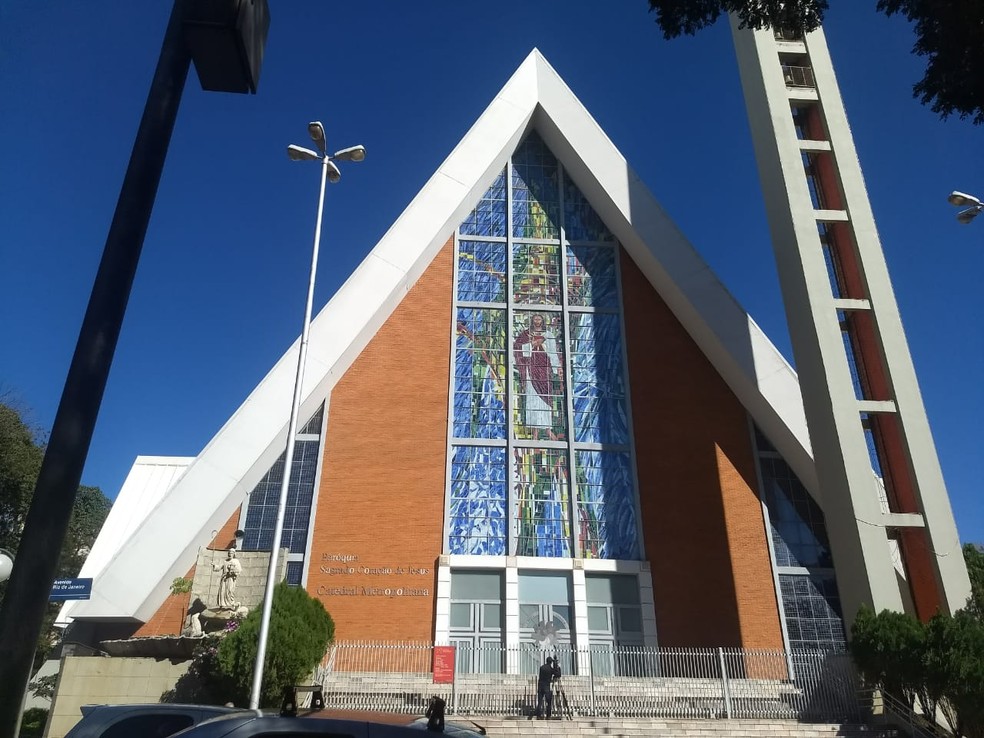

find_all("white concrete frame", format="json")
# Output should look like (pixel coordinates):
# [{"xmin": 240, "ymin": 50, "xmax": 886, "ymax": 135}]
[
  {"xmin": 434, "ymin": 556, "xmax": 657, "ymax": 673},
  {"xmin": 730, "ymin": 22, "xmax": 970, "ymax": 620},
  {"xmin": 71, "ymin": 50, "xmax": 818, "ymax": 627}
]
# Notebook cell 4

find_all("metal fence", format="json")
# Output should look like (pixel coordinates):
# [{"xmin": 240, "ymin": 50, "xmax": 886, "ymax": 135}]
[{"xmin": 315, "ymin": 642, "xmax": 860, "ymax": 722}]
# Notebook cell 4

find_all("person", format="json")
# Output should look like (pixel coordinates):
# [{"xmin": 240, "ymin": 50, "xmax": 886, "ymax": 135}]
[
  {"xmin": 212, "ymin": 548, "xmax": 242, "ymax": 609},
  {"xmin": 535, "ymin": 656, "xmax": 561, "ymax": 719},
  {"xmin": 425, "ymin": 695, "xmax": 446, "ymax": 732},
  {"xmin": 513, "ymin": 313, "xmax": 561, "ymax": 438}
]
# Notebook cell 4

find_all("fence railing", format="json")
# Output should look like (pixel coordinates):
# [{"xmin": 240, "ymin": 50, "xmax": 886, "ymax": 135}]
[
  {"xmin": 782, "ymin": 65, "xmax": 816, "ymax": 88},
  {"xmin": 314, "ymin": 642, "xmax": 860, "ymax": 722}
]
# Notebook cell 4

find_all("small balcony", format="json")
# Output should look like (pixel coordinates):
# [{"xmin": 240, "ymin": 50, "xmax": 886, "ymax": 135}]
[{"xmin": 782, "ymin": 65, "xmax": 816, "ymax": 88}]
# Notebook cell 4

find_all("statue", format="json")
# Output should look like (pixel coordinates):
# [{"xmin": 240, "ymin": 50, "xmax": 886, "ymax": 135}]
[{"xmin": 212, "ymin": 549, "xmax": 242, "ymax": 609}]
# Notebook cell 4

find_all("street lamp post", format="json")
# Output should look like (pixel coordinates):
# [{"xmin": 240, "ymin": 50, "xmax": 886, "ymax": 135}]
[
  {"xmin": 247, "ymin": 122, "xmax": 365, "ymax": 709},
  {"xmin": 948, "ymin": 190, "xmax": 983, "ymax": 224}
]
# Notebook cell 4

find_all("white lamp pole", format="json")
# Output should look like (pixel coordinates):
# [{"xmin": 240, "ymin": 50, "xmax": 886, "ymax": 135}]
[{"xmin": 248, "ymin": 122, "xmax": 365, "ymax": 709}]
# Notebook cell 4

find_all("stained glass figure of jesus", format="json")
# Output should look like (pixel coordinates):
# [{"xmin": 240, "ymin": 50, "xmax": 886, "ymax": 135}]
[{"xmin": 514, "ymin": 313, "xmax": 562, "ymax": 439}]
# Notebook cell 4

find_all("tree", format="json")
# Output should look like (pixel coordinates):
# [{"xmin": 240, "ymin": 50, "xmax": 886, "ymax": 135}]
[
  {"xmin": 646, "ymin": 0, "xmax": 984, "ymax": 125},
  {"xmin": 964, "ymin": 543, "xmax": 984, "ymax": 621},
  {"xmin": 165, "ymin": 584, "xmax": 335, "ymax": 708},
  {"xmin": 849, "ymin": 605, "xmax": 926, "ymax": 708},
  {"xmin": 0, "ymin": 402, "xmax": 112, "ymax": 668},
  {"xmin": 218, "ymin": 584, "xmax": 335, "ymax": 707}
]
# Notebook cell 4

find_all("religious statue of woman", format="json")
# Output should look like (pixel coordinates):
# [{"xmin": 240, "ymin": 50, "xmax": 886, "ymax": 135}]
[
  {"xmin": 212, "ymin": 549, "xmax": 242, "ymax": 609},
  {"xmin": 513, "ymin": 313, "xmax": 561, "ymax": 438}
]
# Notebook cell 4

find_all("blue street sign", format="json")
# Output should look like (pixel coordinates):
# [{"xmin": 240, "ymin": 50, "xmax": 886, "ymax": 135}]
[{"xmin": 50, "ymin": 578, "xmax": 92, "ymax": 601}]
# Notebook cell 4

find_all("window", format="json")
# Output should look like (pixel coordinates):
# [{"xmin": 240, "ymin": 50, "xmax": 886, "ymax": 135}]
[{"xmin": 448, "ymin": 132, "xmax": 640, "ymax": 560}]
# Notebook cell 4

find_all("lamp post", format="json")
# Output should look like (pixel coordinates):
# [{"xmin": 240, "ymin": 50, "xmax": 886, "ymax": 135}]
[
  {"xmin": 248, "ymin": 122, "xmax": 365, "ymax": 709},
  {"xmin": 948, "ymin": 190, "xmax": 983, "ymax": 225}
]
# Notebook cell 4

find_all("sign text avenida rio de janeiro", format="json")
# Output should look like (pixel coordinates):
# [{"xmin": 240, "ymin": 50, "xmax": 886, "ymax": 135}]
[{"xmin": 316, "ymin": 553, "xmax": 431, "ymax": 597}]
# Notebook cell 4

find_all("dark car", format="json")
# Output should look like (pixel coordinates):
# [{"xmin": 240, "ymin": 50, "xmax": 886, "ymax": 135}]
[
  {"xmin": 171, "ymin": 710, "xmax": 486, "ymax": 738},
  {"xmin": 63, "ymin": 703, "xmax": 243, "ymax": 738}
]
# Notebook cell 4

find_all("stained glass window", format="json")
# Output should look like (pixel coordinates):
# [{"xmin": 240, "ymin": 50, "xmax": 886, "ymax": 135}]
[
  {"xmin": 449, "ymin": 446, "xmax": 507, "ymax": 555},
  {"xmin": 513, "ymin": 243, "xmax": 561, "ymax": 304},
  {"xmin": 458, "ymin": 241, "xmax": 506, "ymax": 303},
  {"xmin": 512, "ymin": 134, "xmax": 559, "ymax": 239},
  {"xmin": 512, "ymin": 311, "xmax": 566, "ymax": 441},
  {"xmin": 567, "ymin": 246, "xmax": 618, "ymax": 308},
  {"xmin": 569, "ymin": 313, "xmax": 628, "ymax": 445},
  {"xmin": 575, "ymin": 451, "xmax": 637, "ymax": 559},
  {"xmin": 460, "ymin": 169, "xmax": 507, "ymax": 237},
  {"xmin": 564, "ymin": 172, "xmax": 613, "ymax": 242},
  {"xmin": 448, "ymin": 131, "xmax": 640, "ymax": 561},
  {"xmin": 454, "ymin": 308, "xmax": 507, "ymax": 440},
  {"xmin": 515, "ymin": 448, "xmax": 571, "ymax": 557}
]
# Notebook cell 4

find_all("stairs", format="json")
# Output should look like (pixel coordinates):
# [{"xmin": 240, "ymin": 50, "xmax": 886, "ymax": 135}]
[{"xmin": 468, "ymin": 718, "xmax": 892, "ymax": 738}]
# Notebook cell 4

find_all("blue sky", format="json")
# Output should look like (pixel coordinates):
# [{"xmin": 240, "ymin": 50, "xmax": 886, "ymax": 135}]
[{"xmin": 1, "ymin": 2, "xmax": 981, "ymax": 544}]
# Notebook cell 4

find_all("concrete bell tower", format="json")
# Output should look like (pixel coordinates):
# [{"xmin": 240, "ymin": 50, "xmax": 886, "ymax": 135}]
[{"xmin": 730, "ymin": 20, "xmax": 971, "ymax": 625}]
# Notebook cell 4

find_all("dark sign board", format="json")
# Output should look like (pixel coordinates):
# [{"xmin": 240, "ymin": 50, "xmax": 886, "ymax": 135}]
[{"xmin": 50, "ymin": 578, "xmax": 92, "ymax": 601}]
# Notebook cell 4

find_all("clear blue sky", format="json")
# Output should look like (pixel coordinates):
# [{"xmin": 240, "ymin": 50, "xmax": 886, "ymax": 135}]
[{"xmin": 1, "ymin": 2, "xmax": 981, "ymax": 544}]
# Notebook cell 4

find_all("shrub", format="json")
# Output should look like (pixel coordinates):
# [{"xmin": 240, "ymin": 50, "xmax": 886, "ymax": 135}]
[
  {"xmin": 217, "ymin": 583, "xmax": 334, "ymax": 707},
  {"xmin": 19, "ymin": 708, "xmax": 48, "ymax": 738}
]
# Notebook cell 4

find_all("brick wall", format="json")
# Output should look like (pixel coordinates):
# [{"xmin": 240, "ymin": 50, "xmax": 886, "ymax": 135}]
[
  {"xmin": 305, "ymin": 237, "xmax": 454, "ymax": 641},
  {"xmin": 620, "ymin": 249, "xmax": 782, "ymax": 649}
]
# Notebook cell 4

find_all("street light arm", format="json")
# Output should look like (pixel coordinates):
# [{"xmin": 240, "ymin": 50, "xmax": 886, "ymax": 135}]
[{"xmin": 948, "ymin": 190, "xmax": 982, "ymax": 207}]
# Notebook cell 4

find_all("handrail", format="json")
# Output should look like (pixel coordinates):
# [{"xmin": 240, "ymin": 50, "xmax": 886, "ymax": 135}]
[{"xmin": 858, "ymin": 688, "xmax": 953, "ymax": 738}]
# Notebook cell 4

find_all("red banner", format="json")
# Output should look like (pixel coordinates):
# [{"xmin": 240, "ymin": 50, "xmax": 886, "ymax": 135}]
[{"xmin": 432, "ymin": 645, "xmax": 456, "ymax": 684}]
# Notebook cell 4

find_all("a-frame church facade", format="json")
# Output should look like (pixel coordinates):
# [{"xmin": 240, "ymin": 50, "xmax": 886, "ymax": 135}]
[{"xmin": 61, "ymin": 47, "xmax": 968, "ymax": 659}]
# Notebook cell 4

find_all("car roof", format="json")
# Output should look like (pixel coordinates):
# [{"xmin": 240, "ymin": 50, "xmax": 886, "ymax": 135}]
[{"xmin": 79, "ymin": 703, "xmax": 241, "ymax": 716}]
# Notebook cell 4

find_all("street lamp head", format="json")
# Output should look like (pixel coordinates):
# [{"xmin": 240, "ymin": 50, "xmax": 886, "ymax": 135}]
[
  {"xmin": 326, "ymin": 160, "xmax": 342, "ymax": 184},
  {"xmin": 308, "ymin": 121, "xmax": 327, "ymax": 154},
  {"xmin": 956, "ymin": 206, "xmax": 981, "ymax": 225},
  {"xmin": 332, "ymin": 145, "xmax": 366, "ymax": 163},
  {"xmin": 948, "ymin": 191, "xmax": 982, "ymax": 207},
  {"xmin": 287, "ymin": 144, "xmax": 321, "ymax": 162},
  {"xmin": 0, "ymin": 549, "xmax": 12, "ymax": 584}
]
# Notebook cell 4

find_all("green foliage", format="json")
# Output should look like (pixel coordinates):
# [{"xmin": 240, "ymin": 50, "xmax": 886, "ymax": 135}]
[
  {"xmin": 876, "ymin": 0, "xmax": 984, "ymax": 125},
  {"xmin": 0, "ymin": 401, "xmax": 112, "ymax": 669},
  {"xmin": 161, "ymin": 634, "xmax": 237, "ymax": 706},
  {"xmin": 964, "ymin": 543, "xmax": 984, "ymax": 621},
  {"xmin": 850, "ymin": 605, "xmax": 925, "ymax": 708},
  {"xmin": 218, "ymin": 583, "xmax": 335, "ymax": 707},
  {"xmin": 164, "ymin": 585, "xmax": 334, "ymax": 708},
  {"xmin": 170, "ymin": 577, "xmax": 194, "ymax": 595},
  {"xmin": 646, "ymin": 0, "xmax": 826, "ymax": 38},
  {"xmin": 851, "ymin": 604, "xmax": 984, "ymax": 738},
  {"xmin": 645, "ymin": 0, "xmax": 984, "ymax": 125},
  {"xmin": 0, "ymin": 403, "xmax": 44, "ymax": 555},
  {"xmin": 18, "ymin": 707, "xmax": 48, "ymax": 738},
  {"xmin": 27, "ymin": 673, "xmax": 58, "ymax": 701}
]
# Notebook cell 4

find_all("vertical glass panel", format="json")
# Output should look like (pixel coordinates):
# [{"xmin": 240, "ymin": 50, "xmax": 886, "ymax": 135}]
[
  {"xmin": 285, "ymin": 561, "xmax": 303, "ymax": 587},
  {"xmin": 512, "ymin": 243, "xmax": 561, "ymax": 305},
  {"xmin": 242, "ymin": 438, "xmax": 320, "ymax": 554},
  {"xmin": 460, "ymin": 168, "xmax": 507, "ymax": 237},
  {"xmin": 760, "ymin": 456, "xmax": 833, "ymax": 568},
  {"xmin": 512, "ymin": 133, "xmax": 559, "ymax": 239},
  {"xmin": 518, "ymin": 573, "xmax": 572, "ymax": 603},
  {"xmin": 575, "ymin": 450, "xmax": 638, "ymax": 560},
  {"xmin": 563, "ymin": 172, "xmax": 614, "ymax": 242},
  {"xmin": 779, "ymin": 574, "xmax": 846, "ymax": 651},
  {"xmin": 567, "ymin": 245, "xmax": 618, "ymax": 308},
  {"xmin": 587, "ymin": 606, "xmax": 610, "ymax": 631},
  {"xmin": 512, "ymin": 312, "xmax": 566, "ymax": 441},
  {"xmin": 514, "ymin": 448, "xmax": 571, "ymax": 557},
  {"xmin": 448, "ymin": 446, "xmax": 507, "ymax": 555},
  {"xmin": 454, "ymin": 308, "xmax": 507, "ymax": 439},
  {"xmin": 457, "ymin": 240, "xmax": 506, "ymax": 304},
  {"xmin": 569, "ymin": 313, "xmax": 628, "ymax": 444}
]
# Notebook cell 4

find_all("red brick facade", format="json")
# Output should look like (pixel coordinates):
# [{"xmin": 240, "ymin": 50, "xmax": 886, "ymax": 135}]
[{"xmin": 137, "ymin": 238, "xmax": 783, "ymax": 649}]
